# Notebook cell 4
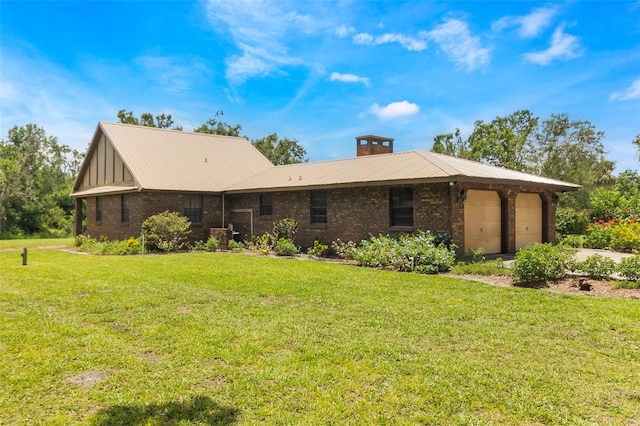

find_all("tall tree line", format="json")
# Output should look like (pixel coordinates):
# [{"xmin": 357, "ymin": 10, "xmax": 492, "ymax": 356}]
[
  {"xmin": 431, "ymin": 110, "xmax": 619, "ymax": 209},
  {"xmin": 0, "ymin": 124, "xmax": 82, "ymax": 237}
]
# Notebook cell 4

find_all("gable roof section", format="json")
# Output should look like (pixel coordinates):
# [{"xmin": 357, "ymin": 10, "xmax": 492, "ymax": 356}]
[
  {"xmin": 72, "ymin": 122, "xmax": 274, "ymax": 197},
  {"xmin": 225, "ymin": 150, "xmax": 580, "ymax": 193}
]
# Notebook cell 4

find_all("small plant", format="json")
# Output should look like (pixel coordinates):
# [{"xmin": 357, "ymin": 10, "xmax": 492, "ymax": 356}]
[
  {"xmin": 576, "ymin": 254, "xmax": 616, "ymax": 280},
  {"xmin": 617, "ymin": 255, "xmax": 640, "ymax": 281},
  {"xmin": 512, "ymin": 243, "xmax": 576, "ymax": 284},
  {"xmin": 610, "ymin": 223, "xmax": 640, "ymax": 252},
  {"xmin": 451, "ymin": 259, "xmax": 511, "ymax": 276},
  {"xmin": 228, "ymin": 240, "xmax": 245, "ymax": 250},
  {"xmin": 331, "ymin": 239, "xmax": 358, "ymax": 260},
  {"xmin": 141, "ymin": 211, "xmax": 191, "ymax": 252},
  {"xmin": 308, "ymin": 239, "xmax": 330, "ymax": 257},
  {"xmin": 272, "ymin": 218, "xmax": 298, "ymax": 242},
  {"xmin": 192, "ymin": 236, "xmax": 219, "ymax": 252},
  {"xmin": 558, "ymin": 234, "xmax": 585, "ymax": 248},
  {"xmin": 461, "ymin": 247, "xmax": 486, "ymax": 263},
  {"xmin": 274, "ymin": 238, "xmax": 298, "ymax": 256}
]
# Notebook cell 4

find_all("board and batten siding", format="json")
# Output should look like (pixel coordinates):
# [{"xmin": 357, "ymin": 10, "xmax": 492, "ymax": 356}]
[{"xmin": 81, "ymin": 135, "xmax": 133, "ymax": 189}]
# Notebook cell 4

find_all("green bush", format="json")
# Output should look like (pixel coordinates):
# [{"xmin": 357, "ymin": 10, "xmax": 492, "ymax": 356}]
[
  {"xmin": 274, "ymin": 238, "xmax": 298, "ymax": 256},
  {"xmin": 333, "ymin": 232, "xmax": 456, "ymax": 274},
  {"xmin": 609, "ymin": 223, "xmax": 640, "ymax": 252},
  {"xmin": 512, "ymin": 243, "xmax": 576, "ymax": 284},
  {"xmin": 617, "ymin": 255, "xmax": 640, "ymax": 281},
  {"xmin": 576, "ymin": 254, "xmax": 616, "ymax": 280},
  {"xmin": 141, "ymin": 211, "xmax": 191, "ymax": 252},
  {"xmin": 451, "ymin": 259, "xmax": 511, "ymax": 276},
  {"xmin": 192, "ymin": 236, "xmax": 219, "ymax": 252},
  {"xmin": 272, "ymin": 218, "xmax": 298, "ymax": 242},
  {"xmin": 558, "ymin": 234, "xmax": 585, "ymax": 248},
  {"xmin": 556, "ymin": 207, "xmax": 590, "ymax": 236},
  {"xmin": 75, "ymin": 235, "xmax": 140, "ymax": 255},
  {"xmin": 460, "ymin": 247, "xmax": 486, "ymax": 263},
  {"xmin": 308, "ymin": 239, "xmax": 330, "ymax": 257},
  {"xmin": 228, "ymin": 240, "xmax": 245, "ymax": 250},
  {"xmin": 584, "ymin": 222, "xmax": 612, "ymax": 249}
]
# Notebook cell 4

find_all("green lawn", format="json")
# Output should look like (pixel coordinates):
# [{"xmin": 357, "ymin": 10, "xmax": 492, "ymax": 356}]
[
  {"xmin": 0, "ymin": 237, "xmax": 74, "ymax": 250},
  {"xmin": 1, "ymin": 248, "xmax": 639, "ymax": 425}
]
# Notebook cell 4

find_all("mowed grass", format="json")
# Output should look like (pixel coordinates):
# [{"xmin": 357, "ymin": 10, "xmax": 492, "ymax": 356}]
[
  {"xmin": 1, "ymin": 248, "xmax": 640, "ymax": 425},
  {"xmin": 0, "ymin": 237, "xmax": 74, "ymax": 250}
]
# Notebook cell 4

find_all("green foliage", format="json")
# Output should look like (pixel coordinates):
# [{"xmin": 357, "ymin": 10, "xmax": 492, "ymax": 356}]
[
  {"xmin": 140, "ymin": 211, "xmax": 191, "ymax": 252},
  {"xmin": 272, "ymin": 218, "xmax": 298, "ymax": 242},
  {"xmin": 618, "ymin": 255, "xmax": 640, "ymax": 281},
  {"xmin": 274, "ymin": 238, "xmax": 298, "ymax": 256},
  {"xmin": 512, "ymin": 243, "xmax": 576, "ymax": 284},
  {"xmin": 252, "ymin": 133, "xmax": 308, "ymax": 165},
  {"xmin": 558, "ymin": 234, "xmax": 585, "ymax": 248},
  {"xmin": 333, "ymin": 232, "xmax": 456, "ymax": 274},
  {"xmin": 117, "ymin": 109, "xmax": 182, "ymax": 130},
  {"xmin": 1, "ymin": 124, "xmax": 82, "ymax": 237},
  {"xmin": 585, "ymin": 217, "xmax": 640, "ymax": 250},
  {"xmin": 74, "ymin": 234, "xmax": 141, "ymax": 255},
  {"xmin": 451, "ymin": 259, "xmax": 511, "ymax": 276},
  {"xmin": 193, "ymin": 110, "xmax": 242, "ymax": 136},
  {"xmin": 228, "ymin": 239, "xmax": 245, "ymax": 250},
  {"xmin": 610, "ymin": 222, "xmax": 640, "ymax": 252},
  {"xmin": 307, "ymin": 239, "xmax": 330, "ymax": 257},
  {"xmin": 555, "ymin": 207, "xmax": 590, "ymax": 236},
  {"xmin": 576, "ymin": 254, "xmax": 616, "ymax": 280},
  {"xmin": 460, "ymin": 247, "xmax": 486, "ymax": 263},
  {"xmin": 192, "ymin": 236, "xmax": 219, "ymax": 252}
]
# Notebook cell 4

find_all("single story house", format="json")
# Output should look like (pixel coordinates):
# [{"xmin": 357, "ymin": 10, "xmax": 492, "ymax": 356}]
[{"xmin": 71, "ymin": 122, "xmax": 579, "ymax": 254}]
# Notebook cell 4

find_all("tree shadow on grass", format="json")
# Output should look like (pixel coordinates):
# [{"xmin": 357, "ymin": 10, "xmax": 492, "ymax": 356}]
[{"xmin": 89, "ymin": 395, "xmax": 240, "ymax": 425}]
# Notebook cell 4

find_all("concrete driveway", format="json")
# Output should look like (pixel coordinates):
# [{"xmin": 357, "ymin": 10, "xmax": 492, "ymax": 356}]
[{"xmin": 573, "ymin": 248, "xmax": 634, "ymax": 263}]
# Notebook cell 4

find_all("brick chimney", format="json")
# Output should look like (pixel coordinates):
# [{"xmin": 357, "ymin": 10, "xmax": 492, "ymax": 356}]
[{"xmin": 356, "ymin": 135, "xmax": 394, "ymax": 156}]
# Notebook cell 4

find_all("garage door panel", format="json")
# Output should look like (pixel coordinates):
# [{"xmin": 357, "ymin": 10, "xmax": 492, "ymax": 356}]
[
  {"xmin": 464, "ymin": 190, "xmax": 502, "ymax": 255},
  {"xmin": 516, "ymin": 193, "xmax": 542, "ymax": 250}
]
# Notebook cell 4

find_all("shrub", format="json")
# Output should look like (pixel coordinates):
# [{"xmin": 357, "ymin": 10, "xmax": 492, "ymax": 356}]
[
  {"xmin": 558, "ymin": 234, "xmax": 585, "ymax": 248},
  {"xmin": 576, "ymin": 254, "xmax": 616, "ymax": 280},
  {"xmin": 451, "ymin": 259, "xmax": 511, "ymax": 276},
  {"xmin": 461, "ymin": 247, "xmax": 486, "ymax": 263},
  {"xmin": 75, "ymin": 234, "xmax": 140, "ymax": 255},
  {"xmin": 333, "ymin": 232, "xmax": 456, "ymax": 274},
  {"xmin": 584, "ymin": 222, "xmax": 612, "ymax": 249},
  {"xmin": 192, "ymin": 236, "xmax": 219, "ymax": 252},
  {"xmin": 272, "ymin": 218, "xmax": 298, "ymax": 242},
  {"xmin": 141, "ymin": 211, "xmax": 191, "ymax": 252},
  {"xmin": 248, "ymin": 233, "xmax": 275, "ymax": 254},
  {"xmin": 609, "ymin": 223, "xmax": 640, "ymax": 252},
  {"xmin": 308, "ymin": 239, "xmax": 330, "ymax": 257},
  {"xmin": 617, "ymin": 255, "xmax": 640, "ymax": 281},
  {"xmin": 274, "ymin": 238, "xmax": 298, "ymax": 256},
  {"xmin": 512, "ymin": 243, "xmax": 575, "ymax": 284},
  {"xmin": 228, "ymin": 240, "xmax": 245, "ymax": 250},
  {"xmin": 555, "ymin": 207, "xmax": 590, "ymax": 236}
]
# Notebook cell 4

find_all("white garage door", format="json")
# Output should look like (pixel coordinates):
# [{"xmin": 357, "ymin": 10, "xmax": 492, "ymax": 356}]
[
  {"xmin": 516, "ymin": 193, "xmax": 542, "ymax": 250},
  {"xmin": 464, "ymin": 190, "xmax": 502, "ymax": 254}
]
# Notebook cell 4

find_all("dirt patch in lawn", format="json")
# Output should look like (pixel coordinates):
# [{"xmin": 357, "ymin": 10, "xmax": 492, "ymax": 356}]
[{"xmin": 66, "ymin": 371, "xmax": 108, "ymax": 390}]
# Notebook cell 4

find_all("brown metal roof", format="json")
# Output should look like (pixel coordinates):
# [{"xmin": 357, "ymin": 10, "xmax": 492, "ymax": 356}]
[
  {"xmin": 72, "ymin": 122, "xmax": 274, "ymax": 196},
  {"xmin": 225, "ymin": 150, "xmax": 580, "ymax": 193}
]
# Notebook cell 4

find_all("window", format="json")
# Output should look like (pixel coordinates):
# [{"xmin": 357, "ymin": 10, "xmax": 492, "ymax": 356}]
[
  {"xmin": 96, "ymin": 196, "xmax": 102, "ymax": 222},
  {"xmin": 390, "ymin": 187, "xmax": 413, "ymax": 227},
  {"xmin": 259, "ymin": 193, "xmax": 273, "ymax": 217},
  {"xmin": 310, "ymin": 191, "xmax": 327, "ymax": 224},
  {"xmin": 121, "ymin": 194, "xmax": 130, "ymax": 223},
  {"xmin": 184, "ymin": 194, "xmax": 203, "ymax": 224}
]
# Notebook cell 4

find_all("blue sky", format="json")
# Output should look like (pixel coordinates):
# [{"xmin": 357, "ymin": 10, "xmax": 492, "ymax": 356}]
[{"xmin": 1, "ymin": 0, "xmax": 639, "ymax": 174}]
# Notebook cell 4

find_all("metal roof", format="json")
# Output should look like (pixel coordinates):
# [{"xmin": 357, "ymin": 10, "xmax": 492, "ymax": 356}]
[
  {"xmin": 225, "ymin": 150, "xmax": 580, "ymax": 193},
  {"xmin": 72, "ymin": 122, "xmax": 274, "ymax": 196},
  {"xmin": 72, "ymin": 123, "xmax": 579, "ymax": 198}
]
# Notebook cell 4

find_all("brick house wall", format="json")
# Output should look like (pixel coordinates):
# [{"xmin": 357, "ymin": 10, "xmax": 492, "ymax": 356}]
[
  {"xmin": 85, "ymin": 192, "xmax": 223, "ymax": 242},
  {"xmin": 227, "ymin": 181, "xmax": 556, "ymax": 254}
]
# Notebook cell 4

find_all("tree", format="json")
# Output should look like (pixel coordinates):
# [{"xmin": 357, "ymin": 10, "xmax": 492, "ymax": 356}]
[
  {"xmin": 194, "ymin": 110, "xmax": 242, "ymax": 136},
  {"xmin": 117, "ymin": 110, "xmax": 182, "ymax": 130},
  {"xmin": 634, "ymin": 134, "xmax": 640, "ymax": 161},
  {"xmin": 0, "ymin": 124, "xmax": 82, "ymax": 236},
  {"xmin": 252, "ymin": 133, "xmax": 308, "ymax": 165},
  {"xmin": 431, "ymin": 110, "xmax": 614, "ymax": 210}
]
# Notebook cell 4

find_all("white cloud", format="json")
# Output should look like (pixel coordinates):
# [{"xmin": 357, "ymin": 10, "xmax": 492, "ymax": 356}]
[
  {"xmin": 370, "ymin": 101, "xmax": 420, "ymax": 120},
  {"xmin": 330, "ymin": 72, "xmax": 370, "ymax": 87},
  {"xmin": 353, "ymin": 32, "xmax": 426, "ymax": 51},
  {"xmin": 135, "ymin": 56, "xmax": 209, "ymax": 93},
  {"xmin": 610, "ymin": 77, "xmax": 640, "ymax": 101},
  {"xmin": 336, "ymin": 24, "xmax": 355, "ymax": 38},
  {"xmin": 492, "ymin": 6, "xmax": 558, "ymax": 38},
  {"xmin": 206, "ymin": 0, "xmax": 312, "ymax": 84},
  {"xmin": 423, "ymin": 19, "xmax": 491, "ymax": 70},
  {"xmin": 524, "ymin": 24, "xmax": 582, "ymax": 65}
]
